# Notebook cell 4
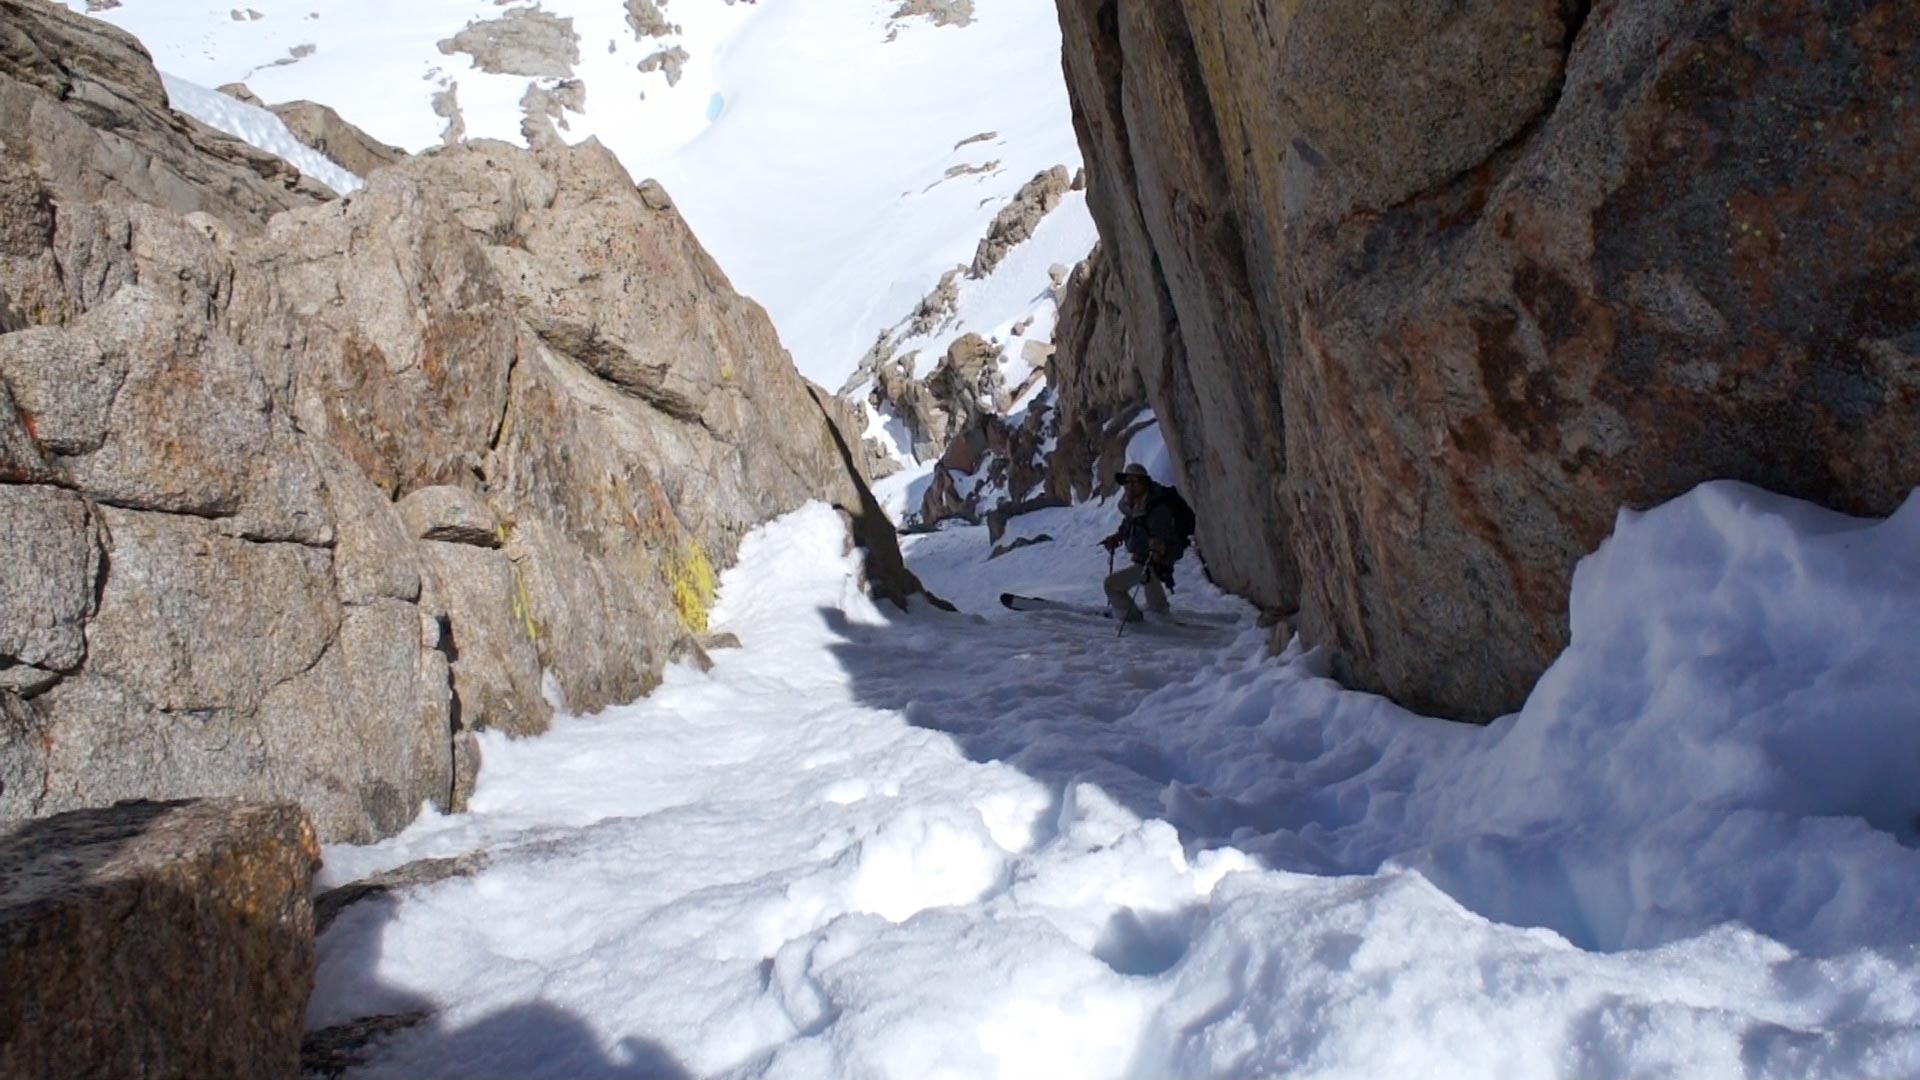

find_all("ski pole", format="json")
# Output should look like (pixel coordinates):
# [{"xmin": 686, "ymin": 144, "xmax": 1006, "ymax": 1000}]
[{"xmin": 1118, "ymin": 579, "xmax": 1140, "ymax": 638}]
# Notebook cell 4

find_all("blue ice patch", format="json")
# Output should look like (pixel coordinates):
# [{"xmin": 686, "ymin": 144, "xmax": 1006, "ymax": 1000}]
[{"xmin": 706, "ymin": 93, "xmax": 725, "ymax": 122}]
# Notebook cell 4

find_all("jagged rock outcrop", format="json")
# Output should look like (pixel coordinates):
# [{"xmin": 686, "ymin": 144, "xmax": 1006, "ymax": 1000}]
[
  {"xmin": 519, "ymin": 79, "xmax": 587, "ymax": 148},
  {"xmin": 212, "ymin": 83, "xmax": 401, "ymax": 180},
  {"xmin": 0, "ymin": 0, "xmax": 327, "ymax": 254},
  {"xmin": 892, "ymin": 0, "xmax": 974, "ymax": 29},
  {"xmin": 838, "ymin": 161, "xmax": 1076, "ymax": 497},
  {"xmin": 1044, "ymin": 247, "xmax": 1146, "ymax": 502},
  {"xmin": 1, "ymin": 0, "xmax": 924, "ymax": 841},
  {"xmin": 432, "ymin": 83, "xmax": 465, "ymax": 147},
  {"xmin": 925, "ymin": 333, "xmax": 1007, "ymax": 440},
  {"xmin": 1054, "ymin": 0, "xmax": 1920, "ymax": 719},
  {"xmin": 267, "ymin": 100, "xmax": 407, "ymax": 178},
  {"xmin": 0, "ymin": 799, "xmax": 318, "ymax": 1080},
  {"xmin": 639, "ymin": 46, "xmax": 690, "ymax": 87},
  {"xmin": 969, "ymin": 165, "xmax": 1071, "ymax": 278},
  {"xmin": 437, "ymin": 7, "xmax": 580, "ymax": 79},
  {"xmin": 625, "ymin": 0, "xmax": 674, "ymax": 40}
]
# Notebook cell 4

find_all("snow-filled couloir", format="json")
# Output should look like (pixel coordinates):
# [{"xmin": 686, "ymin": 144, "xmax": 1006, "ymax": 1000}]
[{"xmin": 312, "ymin": 476, "xmax": 1920, "ymax": 1079}]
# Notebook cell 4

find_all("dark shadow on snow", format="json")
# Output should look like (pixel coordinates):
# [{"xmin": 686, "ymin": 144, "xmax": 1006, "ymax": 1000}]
[
  {"xmin": 817, "ymin": 603, "xmax": 1245, "ymax": 858},
  {"xmin": 308, "ymin": 878, "xmax": 692, "ymax": 1080}
]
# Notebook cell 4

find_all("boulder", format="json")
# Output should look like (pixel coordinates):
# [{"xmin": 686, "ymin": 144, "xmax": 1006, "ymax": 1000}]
[
  {"xmin": 1053, "ymin": 0, "xmax": 1920, "ymax": 719},
  {"xmin": 986, "ymin": 494, "xmax": 1066, "ymax": 544},
  {"xmin": 989, "ymin": 533, "xmax": 1053, "ymax": 560},
  {"xmin": 312, "ymin": 851, "xmax": 487, "ymax": 935},
  {"xmin": 216, "ymin": 81, "xmax": 263, "ymax": 106},
  {"xmin": 398, "ymin": 484, "xmax": 499, "ymax": 547},
  {"xmin": 0, "ymin": 799, "xmax": 318, "ymax": 1080}
]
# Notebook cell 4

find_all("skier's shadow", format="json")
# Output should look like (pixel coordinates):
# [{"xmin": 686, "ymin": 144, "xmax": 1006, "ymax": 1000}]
[
  {"xmin": 309, "ymin": 890, "xmax": 692, "ymax": 1079},
  {"xmin": 817, "ymin": 603, "xmax": 1204, "ymax": 848}
]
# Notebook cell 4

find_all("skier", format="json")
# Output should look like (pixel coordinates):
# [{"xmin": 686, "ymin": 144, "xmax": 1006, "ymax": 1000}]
[{"xmin": 1099, "ymin": 462, "xmax": 1194, "ymax": 623}]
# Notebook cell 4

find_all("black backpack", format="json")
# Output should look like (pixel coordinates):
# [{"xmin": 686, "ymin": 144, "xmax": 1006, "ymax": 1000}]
[{"xmin": 1161, "ymin": 486, "xmax": 1198, "ymax": 559}]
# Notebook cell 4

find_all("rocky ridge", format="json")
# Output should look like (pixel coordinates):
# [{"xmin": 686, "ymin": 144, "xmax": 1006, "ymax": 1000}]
[
  {"xmin": 836, "ymin": 161, "xmax": 1088, "ymax": 530},
  {"xmin": 0, "ymin": 0, "xmax": 923, "ymax": 842},
  {"xmin": 1051, "ymin": 0, "xmax": 1920, "ymax": 719},
  {"xmin": 265, "ymin": 100, "xmax": 408, "ymax": 178}
]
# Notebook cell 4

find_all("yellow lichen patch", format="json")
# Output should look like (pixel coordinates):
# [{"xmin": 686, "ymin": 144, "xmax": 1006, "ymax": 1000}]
[
  {"xmin": 509, "ymin": 560, "xmax": 540, "ymax": 645},
  {"xmin": 667, "ymin": 542, "xmax": 717, "ymax": 635}
]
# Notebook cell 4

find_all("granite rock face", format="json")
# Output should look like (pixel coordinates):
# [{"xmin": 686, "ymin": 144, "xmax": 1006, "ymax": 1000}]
[
  {"xmin": 1, "ymin": 0, "xmax": 924, "ymax": 839},
  {"xmin": 0, "ymin": 799, "xmax": 319, "ymax": 1080},
  {"xmin": 1053, "ymin": 0, "xmax": 1920, "ymax": 718},
  {"xmin": 267, "ymin": 99, "xmax": 408, "ymax": 178},
  {"xmin": 1044, "ymin": 247, "xmax": 1146, "ymax": 503},
  {"xmin": 1055, "ymin": 0, "xmax": 1296, "ymax": 634},
  {"xmin": 0, "ymin": 0, "xmax": 329, "ymax": 229}
]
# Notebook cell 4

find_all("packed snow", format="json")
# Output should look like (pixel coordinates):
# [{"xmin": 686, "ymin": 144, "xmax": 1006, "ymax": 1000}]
[
  {"xmin": 312, "ymin": 483, "xmax": 1920, "ymax": 1079},
  {"xmin": 66, "ymin": 0, "xmax": 1092, "ymax": 389},
  {"xmin": 157, "ymin": 72, "xmax": 363, "ymax": 195}
]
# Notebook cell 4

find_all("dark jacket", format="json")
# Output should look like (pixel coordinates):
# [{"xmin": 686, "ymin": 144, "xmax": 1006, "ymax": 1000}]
[{"xmin": 1118, "ymin": 483, "xmax": 1181, "ymax": 565}]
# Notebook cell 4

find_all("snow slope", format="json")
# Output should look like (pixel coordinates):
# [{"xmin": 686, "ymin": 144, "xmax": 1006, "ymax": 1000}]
[
  {"xmin": 68, "ymin": 0, "xmax": 1091, "ymax": 389},
  {"xmin": 158, "ymin": 72, "xmax": 363, "ymax": 194},
  {"xmin": 312, "ymin": 484, "xmax": 1920, "ymax": 1079}
]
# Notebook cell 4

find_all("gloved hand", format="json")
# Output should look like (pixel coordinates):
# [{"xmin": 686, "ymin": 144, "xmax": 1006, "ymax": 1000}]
[
  {"xmin": 1149, "ymin": 538, "xmax": 1168, "ymax": 562},
  {"xmin": 1100, "ymin": 533, "xmax": 1121, "ymax": 553}
]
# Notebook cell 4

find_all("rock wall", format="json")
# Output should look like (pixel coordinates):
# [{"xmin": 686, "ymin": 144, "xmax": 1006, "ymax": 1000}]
[
  {"xmin": 1054, "ymin": 0, "xmax": 1297, "ymax": 623},
  {"xmin": 1053, "ymin": 0, "xmax": 1920, "ymax": 719},
  {"xmin": 1043, "ymin": 247, "xmax": 1146, "ymax": 503},
  {"xmin": 0, "ymin": 0, "xmax": 922, "ymax": 840}
]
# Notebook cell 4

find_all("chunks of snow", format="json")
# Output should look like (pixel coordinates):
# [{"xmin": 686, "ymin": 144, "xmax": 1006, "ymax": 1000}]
[{"xmin": 313, "ymin": 484, "xmax": 1920, "ymax": 1078}]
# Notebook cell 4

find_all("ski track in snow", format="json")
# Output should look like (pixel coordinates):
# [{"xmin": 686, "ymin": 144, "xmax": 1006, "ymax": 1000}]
[{"xmin": 312, "ymin": 489, "xmax": 1920, "ymax": 1079}]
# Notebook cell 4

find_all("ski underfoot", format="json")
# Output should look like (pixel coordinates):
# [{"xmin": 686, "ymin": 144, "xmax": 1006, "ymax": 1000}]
[{"xmin": 998, "ymin": 593, "xmax": 1240, "ymax": 634}]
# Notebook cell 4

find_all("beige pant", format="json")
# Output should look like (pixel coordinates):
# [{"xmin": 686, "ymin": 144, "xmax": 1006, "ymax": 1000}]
[{"xmin": 1104, "ymin": 563, "xmax": 1168, "ymax": 619}]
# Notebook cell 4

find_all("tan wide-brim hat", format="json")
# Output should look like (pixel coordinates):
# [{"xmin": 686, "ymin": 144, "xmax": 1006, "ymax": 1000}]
[{"xmin": 1114, "ymin": 462, "xmax": 1152, "ymax": 484}]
